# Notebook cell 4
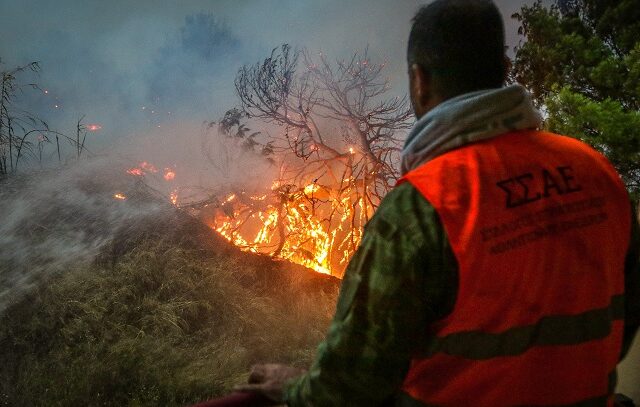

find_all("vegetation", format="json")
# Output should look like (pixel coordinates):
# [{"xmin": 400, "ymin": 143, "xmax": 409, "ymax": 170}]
[
  {"xmin": 234, "ymin": 44, "xmax": 412, "ymax": 206},
  {"xmin": 512, "ymin": 0, "xmax": 640, "ymax": 194},
  {"xmin": 196, "ymin": 45, "xmax": 412, "ymax": 276},
  {"xmin": 3, "ymin": 2, "xmax": 640, "ymax": 405},
  {"xmin": 0, "ymin": 240, "xmax": 337, "ymax": 406},
  {"xmin": 0, "ymin": 60, "xmax": 89, "ymax": 176}
]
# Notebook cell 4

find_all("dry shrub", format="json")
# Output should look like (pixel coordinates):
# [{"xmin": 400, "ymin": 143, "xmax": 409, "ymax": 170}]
[{"xmin": 0, "ymin": 241, "xmax": 337, "ymax": 406}]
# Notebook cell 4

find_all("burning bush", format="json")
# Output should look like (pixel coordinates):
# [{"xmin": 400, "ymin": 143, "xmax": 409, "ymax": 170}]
[{"xmin": 193, "ymin": 45, "xmax": 412, "ymax": 277}]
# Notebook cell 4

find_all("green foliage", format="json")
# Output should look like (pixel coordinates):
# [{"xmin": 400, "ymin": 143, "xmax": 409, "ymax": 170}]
[
  {"xmin": 546, "ymin": 87, "xmax": 640, "ymax": 190},
  {"xmin": 0, "ymin": 243, "xmax": 336, "ymax": 406},
  {"xmin": 513, "ymin": 0, "xmax": 640, "ymax": 192}
]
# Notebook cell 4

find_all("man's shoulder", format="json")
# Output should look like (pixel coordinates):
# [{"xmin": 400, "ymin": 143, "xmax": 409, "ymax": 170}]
[
  {"xmin": 375, "ymin": 182, "xmax": 433, "ymax": 222},
  {"xmin": 365, "ymin": 182, "xmax": 442, "ymax": 244}
]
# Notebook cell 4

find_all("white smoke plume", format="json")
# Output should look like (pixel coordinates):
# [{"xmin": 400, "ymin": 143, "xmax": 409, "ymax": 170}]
[{"xmin": 0, "ymin": 159, "xmax": 167, "ymax": 311}]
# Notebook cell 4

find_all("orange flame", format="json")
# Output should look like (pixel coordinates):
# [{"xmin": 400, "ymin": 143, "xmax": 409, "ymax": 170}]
[
  {"xmin": 170, "ymin": 190, "xmax": 178, "ymax": 206},
  {"xmin": 164, "ymin": 169, "xmax": 176, "ymax": 181},
  {"xmin": 210, "ymin": 179, "xmax": 370, "ymax": 276},
  {"xmin": 122, "ymin": 161, "xmax": 369, "ymax": 276},
  {"xmin": 113, "ymin": 193, "xmax": 126, "ymax": 200},
  {"xmin": 127, "ymin": 161, "xmax": 160, "ymax": 177}
]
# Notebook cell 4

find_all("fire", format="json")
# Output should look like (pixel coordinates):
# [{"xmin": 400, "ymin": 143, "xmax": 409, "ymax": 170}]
[
  {"xmin": 124, "ymin": 161, "xmax": 181, "ymax": 206},
  {"xmin": 303, "ymin": 183, "xmax": 319, "ymax": 195},
  {"xmin": 210, "ymin": 178, "xmax": 370, "ymax": 276},
  {"xmin": 127, "ymin": 161, "xmax": 159, "ymax": 177},
  {"xmin": 86, "ymin": 124, "xmax": 102, "ymax": 132},
  {"xmin": 164, "ymin": 168, "xmax": 176, "ymax": 181},
  {"xmin": 212, "ymin": 193, "xmax": 335, "ymax": 275},
  {"xmin": 140, "ymin": 161, "xmax": 158, "ymax": 173},
  {"xmin": 170, "ymin": 190, "xmax": 178, "ymax": 205},
  {"xmin": 120, "ymin": 160, "xmax": 371, "ymax": 276}
]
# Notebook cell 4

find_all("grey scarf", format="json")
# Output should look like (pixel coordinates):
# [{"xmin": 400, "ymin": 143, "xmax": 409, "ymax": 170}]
[{"xmin": 401, "ymin": 84, "xmax": 543, "ymax": 175}]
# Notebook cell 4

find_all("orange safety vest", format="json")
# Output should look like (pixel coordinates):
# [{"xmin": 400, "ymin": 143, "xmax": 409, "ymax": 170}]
[{"xmin": 397, "ymin": 130, "xmax": 631, "ymax": 406}]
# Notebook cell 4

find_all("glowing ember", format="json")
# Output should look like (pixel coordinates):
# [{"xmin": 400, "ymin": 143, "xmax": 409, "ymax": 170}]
[
  {"xmin": 113, "ymin": 193, "xmax": 126, "ymax": 200},
  {"xmin": 127, "ymin": 161, "xmax": 159, "ymax": 177},
  {"xmin": 164, "ymin": 168, "xmax": 176, "ymax": 181},
  {"xmin": 140, "ymin": 161, "xmax": 158, "ymax": 173},
  {"xmin": 86, "ymin": 124, "xmax": 102, "ymax": 132},
  {"xmin": 170, "ymin": 190, "xmax": 178, "ymax": 206}
]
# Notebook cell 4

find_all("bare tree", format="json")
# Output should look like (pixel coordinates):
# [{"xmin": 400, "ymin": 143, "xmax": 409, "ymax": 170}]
[
  {"xmin": 205, "ymin": 45, "xmax": 412, "ymax": 275},
  {"xmin": 235, "ymin": 44, "xmax": 412, "ymax": 202}
]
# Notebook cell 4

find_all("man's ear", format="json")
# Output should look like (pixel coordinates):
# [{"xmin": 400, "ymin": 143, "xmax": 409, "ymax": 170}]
[{"xmin": 410, "ymin": 64, "xmax": 431, "ymax": 118}]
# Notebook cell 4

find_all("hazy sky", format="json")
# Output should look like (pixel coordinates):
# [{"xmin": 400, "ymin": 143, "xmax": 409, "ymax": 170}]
[{"xmin": 0, "ymin": 0, "xmax": 538, "ymax": 152}]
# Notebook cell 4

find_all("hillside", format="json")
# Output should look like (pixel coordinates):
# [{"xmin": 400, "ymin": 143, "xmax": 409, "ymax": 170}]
[{"xmin": 0, "ymin": 167, "xmax": 339, "ymax": 406}]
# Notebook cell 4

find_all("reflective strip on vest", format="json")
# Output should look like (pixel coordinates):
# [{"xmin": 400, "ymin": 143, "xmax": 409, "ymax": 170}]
[{"xmin": 398, "ymin": 130, "xmax": 631, "ymax": 407}]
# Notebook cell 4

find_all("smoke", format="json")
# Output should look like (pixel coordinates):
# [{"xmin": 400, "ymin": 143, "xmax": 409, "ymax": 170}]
[
  {"xmin": 147, "ymin": 13, "xmax": 241, "ymax": 122},
  {"xmin": 0, "ymin": 159, "xmax": 166, "ymax": 311},
  {"xmin": 0, "ymin": 0, "xmax": 534, "ymax": 159},
  {"xmin": 0, "ymin": 119, "xmax": 279, "ymax": 318},
  {"xmin": 1, "ymin": 0, "xmax": 636, "ymax": 399}
]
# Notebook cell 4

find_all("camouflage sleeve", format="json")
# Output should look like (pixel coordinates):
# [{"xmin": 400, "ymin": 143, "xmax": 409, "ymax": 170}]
[{"xmin": 283, "ymin": 182, "xmax": 458, "ymax": 406}]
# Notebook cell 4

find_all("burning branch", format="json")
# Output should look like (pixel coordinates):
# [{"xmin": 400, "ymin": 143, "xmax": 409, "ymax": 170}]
[{"xmin": 200, "ymin": 46, "xmax": 412, "ymax": 276}]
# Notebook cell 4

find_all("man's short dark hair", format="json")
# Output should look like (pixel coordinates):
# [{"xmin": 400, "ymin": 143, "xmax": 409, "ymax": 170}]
[{"xmin": 408, "ymin": 0, "xmax": 506, "ymax": 97}]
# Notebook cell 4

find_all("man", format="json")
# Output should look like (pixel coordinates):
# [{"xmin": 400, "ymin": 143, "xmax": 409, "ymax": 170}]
[{"xmin": 236, "ymin": 0, "xmax": 640, "ymax": 405}]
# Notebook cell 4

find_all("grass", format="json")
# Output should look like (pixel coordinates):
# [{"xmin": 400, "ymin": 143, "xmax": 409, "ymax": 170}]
[{"xmin": 0, "ymin": 240, "xmax": 338, "ymax": 406}]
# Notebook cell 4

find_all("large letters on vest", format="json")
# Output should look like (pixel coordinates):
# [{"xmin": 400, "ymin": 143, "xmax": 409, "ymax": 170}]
[{"xmin": 398, "ymin": 131, "xmax": 631, "ymax": 407}]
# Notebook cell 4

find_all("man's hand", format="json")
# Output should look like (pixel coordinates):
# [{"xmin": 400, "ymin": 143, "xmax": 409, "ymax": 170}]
[{"xmin": 234, "ymin": 363, "xmax": 306, "ymax": 403}]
